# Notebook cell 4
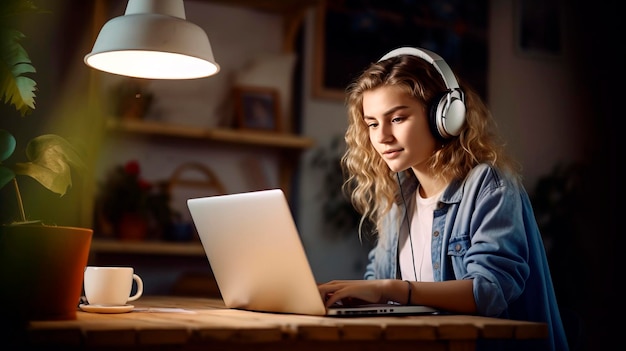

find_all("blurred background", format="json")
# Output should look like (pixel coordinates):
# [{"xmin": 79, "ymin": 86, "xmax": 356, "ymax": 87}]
[{"xmin": 0, "ymin": 1, "xmax": 619, "ymax": 349}]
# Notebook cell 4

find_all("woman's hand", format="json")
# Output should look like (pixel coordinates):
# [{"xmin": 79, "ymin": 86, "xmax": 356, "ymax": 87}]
[{"xmin": 318, "ymin": 280, "xmax": 391, "ymax": 307}]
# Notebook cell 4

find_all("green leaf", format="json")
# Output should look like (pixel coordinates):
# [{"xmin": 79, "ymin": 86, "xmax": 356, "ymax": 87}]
[
  {"xmin": 0, "ymin": 128, "xmax": 16, "ymax": 189},
  {"xmin": 0, "ymin": 128, "xmax": 16, "ymax": 161},
  {"xmin": 13, "ymin": 134, "xmax": 87, "ymax": 196},
  {"xmin": 0, "ymin": 28, "xmax": 37, "ymax": 116},
  {"xmin": 0, "ymin": 165, "xmax": 15, "ymax": 189}
]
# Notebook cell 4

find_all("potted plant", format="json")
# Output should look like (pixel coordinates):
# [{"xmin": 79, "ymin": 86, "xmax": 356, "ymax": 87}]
[
  {"xmin": 0, "ymin": 0, "xmax": 92, "ymax": 323},
  {"xmin": 95, "ymin": 159, "xmax": 173, "ymax": 241},
  {"xmin": 310, "ymin": 135, "xmax": 374, "ymax": 243}
]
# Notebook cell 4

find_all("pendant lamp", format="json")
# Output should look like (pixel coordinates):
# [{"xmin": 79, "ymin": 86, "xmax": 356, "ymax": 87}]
[{"xmin": 84, "ymin": 0, "xmax": 220, "ymax": 79}]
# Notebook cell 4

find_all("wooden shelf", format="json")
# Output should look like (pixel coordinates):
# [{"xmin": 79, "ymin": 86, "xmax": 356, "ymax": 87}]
[
  {"xmin": 106, "ymin": 118, "xmax": 315, "ymax": 150},
  {"xmin": 90, "ymin": 239, "xmax": 206, "ymax": 257}
]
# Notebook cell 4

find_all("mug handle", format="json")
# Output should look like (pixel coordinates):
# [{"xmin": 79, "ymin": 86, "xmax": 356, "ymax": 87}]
[{"xmin": 127, "ymin": 274, "xmax": 144, "ymax": 302}]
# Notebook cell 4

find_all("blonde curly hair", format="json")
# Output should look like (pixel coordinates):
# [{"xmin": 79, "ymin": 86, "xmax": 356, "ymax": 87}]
[{"xmin": 342, "ymin": 54, "xmax": 520, "ymax": 238}]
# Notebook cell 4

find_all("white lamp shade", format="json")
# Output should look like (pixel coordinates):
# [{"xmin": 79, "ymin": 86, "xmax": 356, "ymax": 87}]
[{"xmin": 85, "ymin": 0, "xmax": 220, "ymax": 79}]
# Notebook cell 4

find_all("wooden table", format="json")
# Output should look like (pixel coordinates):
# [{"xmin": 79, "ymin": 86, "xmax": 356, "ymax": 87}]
[{"xmin": 17, "ymin": 296, "xmax": 548, "ymax": 351}]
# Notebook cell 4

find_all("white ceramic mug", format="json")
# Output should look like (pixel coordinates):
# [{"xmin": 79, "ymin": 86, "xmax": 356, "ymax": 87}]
[{"xmin": 83, "ymin": 266, "xmax": 143, "ymax": 306}]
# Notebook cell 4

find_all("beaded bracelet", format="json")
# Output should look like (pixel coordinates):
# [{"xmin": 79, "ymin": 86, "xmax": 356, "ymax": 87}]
[{"xmin": 405, "ymin": 280, "xmax": 412, "ymax": 305}]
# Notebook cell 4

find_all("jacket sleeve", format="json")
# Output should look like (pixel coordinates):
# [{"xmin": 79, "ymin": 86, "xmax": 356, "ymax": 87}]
[
  {"xmin": 457, "ymin": 167, "xmax": 531, "ymax": 317},
  {"xmin": 364, "ymin": 205, "xmax": 401, "ymax": 280}
]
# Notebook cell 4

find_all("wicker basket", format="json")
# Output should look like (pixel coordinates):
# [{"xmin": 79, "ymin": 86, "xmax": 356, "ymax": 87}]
[{"xmin": 166, "ymin": 162, "xmax": 226, "ymax": 241}]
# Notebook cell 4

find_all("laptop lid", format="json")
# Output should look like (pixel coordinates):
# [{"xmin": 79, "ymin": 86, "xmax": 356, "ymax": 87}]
[
  {"xmin": 188, "ymin": 189, "xmax": 326, "ymax": 315},
  {"xmin": 187, "ymin": 189, "xmax": 438, "ymax": 317}
]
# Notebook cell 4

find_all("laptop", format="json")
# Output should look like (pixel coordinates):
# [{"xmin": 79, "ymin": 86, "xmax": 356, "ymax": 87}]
[{"xmin": 187, "ymin": 188, "xmax": 438, "ymax": 317}]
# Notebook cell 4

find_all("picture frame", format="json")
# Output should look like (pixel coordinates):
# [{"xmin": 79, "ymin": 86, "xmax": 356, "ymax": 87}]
[
  {"xmin": 234, "ymin": 86, "xmax": 281, "ymax": 132},
  {"xmin": 515, "ymin": 0, "xmax": 562, "ymax": 58},
  {"xmin": 313, "ymin": 0, "xmax": 490, "ymax": 101}
]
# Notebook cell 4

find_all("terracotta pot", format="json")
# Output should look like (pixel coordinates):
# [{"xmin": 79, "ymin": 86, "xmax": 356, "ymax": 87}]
[
  {"xmin": 0, "ymin": 224, "xmax": 93, "ymax": 322},
  {"xmin": 117, "ymin": 212, "xmax": 149, "ymax": 241}
]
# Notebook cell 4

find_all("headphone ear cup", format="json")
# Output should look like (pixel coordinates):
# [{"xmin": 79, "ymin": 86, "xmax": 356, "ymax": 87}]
[
  {"xmin": 428, "ymin": 91, "xmax": 448, "ymax": 140},
  {"xmin": 428, "ymin": 91, "xmax": 466, "ymax": 139}
]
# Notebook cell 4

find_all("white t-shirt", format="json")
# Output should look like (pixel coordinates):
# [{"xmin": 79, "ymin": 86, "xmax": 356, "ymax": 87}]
[{"xmin": 399, "ymin": 187, "xmax": 442, "ymax": 282}]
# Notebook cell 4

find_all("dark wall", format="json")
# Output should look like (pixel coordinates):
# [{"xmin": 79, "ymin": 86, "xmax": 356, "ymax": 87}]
[{"xmin": 564, "ymin": 1, "xmax": 621, "ymax": 349}]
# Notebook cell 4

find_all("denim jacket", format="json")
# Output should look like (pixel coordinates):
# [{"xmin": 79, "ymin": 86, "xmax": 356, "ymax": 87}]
[{"xmin": 364, "ymin": 164, "xmax": 569, "ymax": 351}]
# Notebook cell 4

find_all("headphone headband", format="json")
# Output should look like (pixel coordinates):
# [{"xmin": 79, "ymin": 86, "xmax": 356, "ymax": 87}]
[
  {"xmin": 378, "ymin": 47, "xmax": 460, "ymax": 90},
  {"xmin": 377, "ymin": 47, "xmax": 466, "ymax": 139}
]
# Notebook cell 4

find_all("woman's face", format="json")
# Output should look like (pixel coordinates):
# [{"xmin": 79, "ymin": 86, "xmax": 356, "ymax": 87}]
[{"xmin": 362, "ymin": 85, "xmax": 437, "ymax": 173}]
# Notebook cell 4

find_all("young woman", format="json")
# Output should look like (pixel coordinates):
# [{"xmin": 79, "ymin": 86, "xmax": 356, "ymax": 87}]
[{"xmin": 317, "ymin": 47, "xmax": 569, "ymax": 351}]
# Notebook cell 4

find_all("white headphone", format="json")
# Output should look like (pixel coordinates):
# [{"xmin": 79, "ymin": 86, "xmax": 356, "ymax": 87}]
[{"xmin": 378, "ymin": 47, "xmax": 466, "ymax": 139}]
